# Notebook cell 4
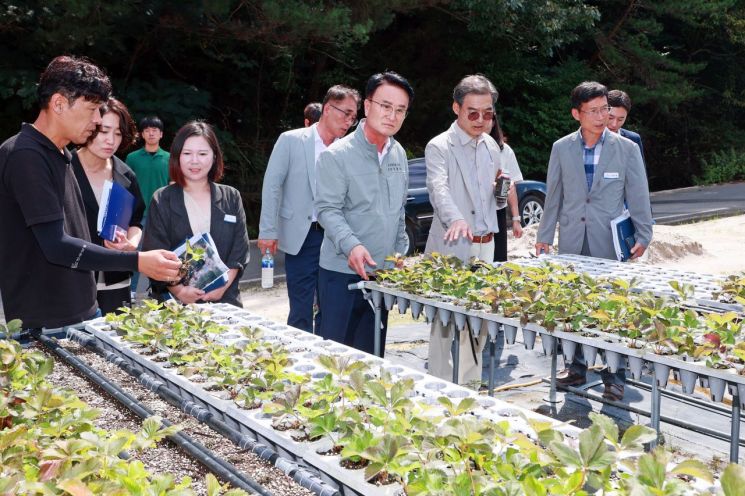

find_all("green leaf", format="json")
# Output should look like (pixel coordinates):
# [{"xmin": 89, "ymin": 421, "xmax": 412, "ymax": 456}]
[
  {"xmin": 549, "ymin": 441, "xmax": 582, "ymax": 469},
  {"xmin": 521, "ymin": 475, "xmax": 547, "ymax": 496},
  {"xmin": 364, "ymin": 381, "xmax": 388, "ymax": 406},
  {"xmin": 589, "ymin": 412, "xmax": 618, "ymax": 444},
  {"xmin": 205, "ymin": 473, "xmax": 219, "ymax": 496},
  {"xmin": 670, "ymin": 459, "xmax": 712, "ymax": 483},
  {"xmin": 636, "ymin": 453, "xmax": 665, "ymax": 489},
  {"xmin": 578, "ymin": 425, "xmax": 605, "ymax": 465},
  {"xmin": 620, "ymin": 424, "xmax": 657, "ymax": 451},
  {"xmin": 721, "ymin": 463, "xmax": 745, "ymax": 496}
]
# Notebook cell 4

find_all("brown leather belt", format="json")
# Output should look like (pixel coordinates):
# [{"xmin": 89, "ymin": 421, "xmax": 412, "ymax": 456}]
[{"xmin": 472, "ymin": 233, "xmax": 493, "ymax": 243}]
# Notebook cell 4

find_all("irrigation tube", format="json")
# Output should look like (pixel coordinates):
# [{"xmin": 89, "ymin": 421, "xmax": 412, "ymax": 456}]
[
  {"xmin": 35, "ymin": 333, "xmax": 273, "ymax": 496},
  {"xmin": 65, "ymin": 329, "xmax": 341, "ymax": 496}
]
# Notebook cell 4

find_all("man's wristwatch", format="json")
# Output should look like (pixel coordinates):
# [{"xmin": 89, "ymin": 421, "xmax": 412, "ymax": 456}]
[{"xmin": 511, "ymin": 216, "xmax": 521, "ymax": 222}]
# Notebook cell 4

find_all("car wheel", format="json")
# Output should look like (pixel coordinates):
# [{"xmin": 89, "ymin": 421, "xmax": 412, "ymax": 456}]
[
  {"xmin": 405, "ymin": 222, "xmax": 416, "ymax": 255},
  {"xmin": 519, "ymin": 194, "xmax": 544, "ymax": 227}
]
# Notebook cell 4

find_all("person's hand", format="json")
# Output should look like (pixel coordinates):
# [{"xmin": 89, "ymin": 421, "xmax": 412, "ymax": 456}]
[
  {"xmin": 170, "ymin": 284, "xmax": 205, "ymax": 304},
  {"xmin": 138, "ymin": 250, "xmax": 182, "ymax": 281},
  {"xmin": 257, "ymin": 239, "xmax": 278, "ymax": 256},
  {"xmin": 535, "ymin": 242, "xmax": 550, "ymax": 256},
  {"xmin": 444, "ymin": 219, "xmax": 472, "ymax": 243},
  {"xmin": 201, "ymin": 284, "xmax": 228, "ymax": 302},
  {"xmin": 512, "ymin": 219, "xmax": 523, "ymax": 238},
  {"xmin": 104, "ymin": 230, "xmax": 137, "ymax": 251},
  {"xmin": 348, "ymin": 244, "xmax": 376, "ymax": 280},
  {"xmin": 629, "ymin": 242, "xmax": 646, "ymax": 260}
]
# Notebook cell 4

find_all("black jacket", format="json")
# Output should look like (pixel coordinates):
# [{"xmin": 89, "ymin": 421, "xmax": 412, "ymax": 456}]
[
  {"xmin": 71, "ymin": 150, "xmax": 146, "ymax": 285},
  {"xmin": 142, "ymin": 182, "xmax": 250, "ymax": 307}
]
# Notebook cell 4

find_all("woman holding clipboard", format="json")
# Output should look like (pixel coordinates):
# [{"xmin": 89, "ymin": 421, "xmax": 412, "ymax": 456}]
[
  {"xmin": 142, "ymin": 121, "xmax": 250, "ymax": 307},
  {"xmin": 71, "ymin": 97, "xmax": 145, "ymax": 314}
]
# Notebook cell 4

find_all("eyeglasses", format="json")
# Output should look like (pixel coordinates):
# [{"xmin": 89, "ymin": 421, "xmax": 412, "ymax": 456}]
[
  {"xmin": 580, "ymin": 106, "xmax": 611, "ymax": 117},
  {"xmin": 368, "ymin": 99, "xmax": 408, "ymax": 119},
  {"xmin": 329, "ymin": 104, "xmax": 359, "ymax": 126},
  {"xmin": 467, "ymin": 109, "xmax": 494, "ymax": 121}
]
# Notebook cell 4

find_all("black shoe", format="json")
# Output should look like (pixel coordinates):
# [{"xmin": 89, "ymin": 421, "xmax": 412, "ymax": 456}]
[
  {"xmin": 602, "ymin": 383, "xmax": 624, "ymax": 401},
  {"xmin": 556, "ymin": 369, "xmax": 587, "ymax": 388}
]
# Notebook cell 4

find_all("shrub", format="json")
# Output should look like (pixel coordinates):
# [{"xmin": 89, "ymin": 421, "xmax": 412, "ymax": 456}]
[{"xmin": 694, "ymin": 148, "xmax": 745, "ymax": 185}]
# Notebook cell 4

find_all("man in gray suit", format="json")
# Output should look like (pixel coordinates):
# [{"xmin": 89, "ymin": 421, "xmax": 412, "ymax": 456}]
[
  {"xmin": 535, "ymin": 81, "xmax": 653, "ymax": 400},
  {"xmin": 258, "ymin": 85, "xmax": 360, "ymax": 332},
  {"xmin": 425, "ymin": 74, "xmax": 503, "ymax": 385}
]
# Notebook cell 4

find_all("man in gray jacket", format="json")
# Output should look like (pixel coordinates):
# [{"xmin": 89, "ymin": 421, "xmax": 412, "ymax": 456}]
[
  {"xmin": 258, "ymin": 85, "xmax": 360, "ymax": 333},
  {"xmin": 315, "ymin": 71, "xmax": 414, "ymax": 355},
  {"xmin": 535, "ymin": 81, "xmax": 653, "ymax": 401},
  {"xmin": 425, "ymin": 74, "xmax": 503, "ymax": 385}
]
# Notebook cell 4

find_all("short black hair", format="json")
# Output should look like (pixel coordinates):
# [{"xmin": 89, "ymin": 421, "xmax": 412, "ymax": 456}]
[
  {"xmin": 365, "ymin": 71, "xmax": 414, "ymax": 106},
  {"xmin": 37, "ymin": 55, "xmax": 111, "ymax": 109},
  {"xmin": 570, "ymin": 81, "xmax": 608, "ymax": 110},
  {"xmin": 608, "ymin": 89, "xmax": 632, "ymax": 112},
  {"xmin": 139, "ymin": 115, "xmax": 164, "ymax": 132},
  {"xmin": 304, "ymin": 102, "xmax": 322, "ymax": 124}
]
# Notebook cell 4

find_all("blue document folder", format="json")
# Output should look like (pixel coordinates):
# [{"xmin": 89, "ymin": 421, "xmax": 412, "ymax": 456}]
[
  {"xmin": 97, "ymin": 180, "xmax": 135, "ymax": 242},
  {"xmin": 611, "ymin": 210, "xmax": 636, "ymax": 262}
]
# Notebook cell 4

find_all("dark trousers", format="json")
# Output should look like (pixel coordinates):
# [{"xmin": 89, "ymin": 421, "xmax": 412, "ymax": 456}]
[
  {"xmin": 97, "ymin": 286, "xmax": 132, "ymax": 315},
  {"xmin": 569, "ymin": 230, "xmax": 626, "ymax": 385},
  {"xmin": 284, "ymin": 226, "xmax": 324, "ymax": 333},
  {"xmin": 318, "ymin": 267, "xmax": 388, "ymax": 356},
  {"xmin": 493, "ymin": 208, "xmax": 508, "ymax": 262}
]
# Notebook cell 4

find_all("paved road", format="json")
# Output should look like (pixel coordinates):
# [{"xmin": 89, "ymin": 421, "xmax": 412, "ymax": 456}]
[{"xmin": 651, "ymin": 182, "xmax": 745, "ymax": 225}]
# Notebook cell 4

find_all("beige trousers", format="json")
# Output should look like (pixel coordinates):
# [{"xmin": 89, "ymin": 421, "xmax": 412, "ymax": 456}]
[{"xmin": 427, "ymin": 239, "xmax": 494, "ymax": 385}]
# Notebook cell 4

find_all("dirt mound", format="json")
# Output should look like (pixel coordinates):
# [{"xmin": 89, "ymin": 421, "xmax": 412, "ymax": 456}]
[
  {"xmin": 646, "ymin": 225, "xmax": 704, "ymax": 263},
  {"xmin": 506, "ymin": 223, "xmax": 705, "ymax": 263}
]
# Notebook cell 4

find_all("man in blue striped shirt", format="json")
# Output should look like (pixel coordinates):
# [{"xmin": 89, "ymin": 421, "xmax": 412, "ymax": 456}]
[{"xmin": 536, "ymin": 81, "xmax": 653, "ymax": 401}]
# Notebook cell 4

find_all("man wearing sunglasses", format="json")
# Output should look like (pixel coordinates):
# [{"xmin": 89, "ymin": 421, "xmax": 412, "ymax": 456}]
[
  {"xmin": 535, "ymin": 81, "xmax": 653, "ymax": 401},
  {"xmin": 259, "ymin": 85, "xmax": 360, "ymax": 333},
  {"xmin": 424, "ymin": 74, "xmax": 504, "ymax": 386}
]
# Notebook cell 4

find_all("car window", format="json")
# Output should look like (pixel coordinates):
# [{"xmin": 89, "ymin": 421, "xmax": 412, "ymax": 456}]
[{"xmin": 408, "ymin": 159, "xmax": 427, "ymax": 189}]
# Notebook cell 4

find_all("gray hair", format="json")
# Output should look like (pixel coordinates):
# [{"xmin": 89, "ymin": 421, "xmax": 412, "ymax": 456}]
[{"xmin": 453, "ymin": 74, "xmax": 498, "ymax": 106}]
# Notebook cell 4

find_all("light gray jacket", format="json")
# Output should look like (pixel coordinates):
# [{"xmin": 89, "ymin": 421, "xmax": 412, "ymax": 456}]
[
  {"xmin": 258, "ymin": 125, "xmax": 317, "ymax": 255},
  {"xmin": 315, "ymin": 121, "xmax": 409, "ymax": 274},
  {"xmin": 536, "ymin": 129, "xmax": 653, "ymax": 260},
  {"xmin": 424, "ymin": 122, "xmax": 502, "ymax": 262}
]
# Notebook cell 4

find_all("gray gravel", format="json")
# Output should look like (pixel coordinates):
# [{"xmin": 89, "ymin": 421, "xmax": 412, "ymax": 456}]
[{"xmin": 40, "ymin": 340, "xmax": 315, "ymax": 496}]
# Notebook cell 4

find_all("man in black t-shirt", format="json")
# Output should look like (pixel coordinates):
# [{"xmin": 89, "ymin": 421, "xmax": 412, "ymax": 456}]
[{"xmin": 0, "ymin": 56, "xmax": 181, "ymax": 329}]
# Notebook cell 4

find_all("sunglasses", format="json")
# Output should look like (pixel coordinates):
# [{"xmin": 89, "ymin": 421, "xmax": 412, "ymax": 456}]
[{"xmin": 467, "ymin": 109, "xmax": 494, "ymax": 121}]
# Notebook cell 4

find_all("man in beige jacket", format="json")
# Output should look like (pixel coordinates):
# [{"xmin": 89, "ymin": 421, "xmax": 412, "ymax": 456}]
[{"xmin": 425, "ymin": 74, "xmax": 503, "ymax": 385}]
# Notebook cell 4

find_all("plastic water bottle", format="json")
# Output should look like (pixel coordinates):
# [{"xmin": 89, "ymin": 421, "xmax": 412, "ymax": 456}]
[
  {"xmin": 261, "ymin": 248, "xmax": 274, "ymax": 288},
  {"xmin": 495, "ymin": 170, "xmax": 511, "ymax": 210}
]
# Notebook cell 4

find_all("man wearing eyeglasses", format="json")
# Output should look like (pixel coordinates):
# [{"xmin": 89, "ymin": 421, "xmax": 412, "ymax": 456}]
[
  {"xmin": 535, "ymin": 81, "xmax": 653, "ymax": 401},
  {"xmin": 423, "ymin": 74, "xmax": 505, "ymax": 386},
  {"xmin": 259, "ymin": 85, "xmax": 360, "ymax": 333},
  {"xmin": 315, "ymin": 71, "xmax": 414, "ymax": 355}
]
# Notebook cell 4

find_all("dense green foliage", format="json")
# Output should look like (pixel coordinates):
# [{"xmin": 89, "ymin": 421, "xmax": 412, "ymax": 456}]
[
  {"xmin": 104, "ymin": 301, "xmax": 741, "ymax": 495},
  {"xmin": 0, "ymin": 322, "xmax": 247, "ymax": 495},
  {"xmin": 2, "ymin": 1, "xmax": 745, "ymax": 230}
]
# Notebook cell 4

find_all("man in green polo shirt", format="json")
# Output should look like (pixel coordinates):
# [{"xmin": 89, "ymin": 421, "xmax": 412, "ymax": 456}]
[
  {"xmin": 126, "ymin": 115, "xmax": 170, "ymax": 218},
  {"xmin": 126, "ymin": 116, "xmax": 170, "ymax": 295}
]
